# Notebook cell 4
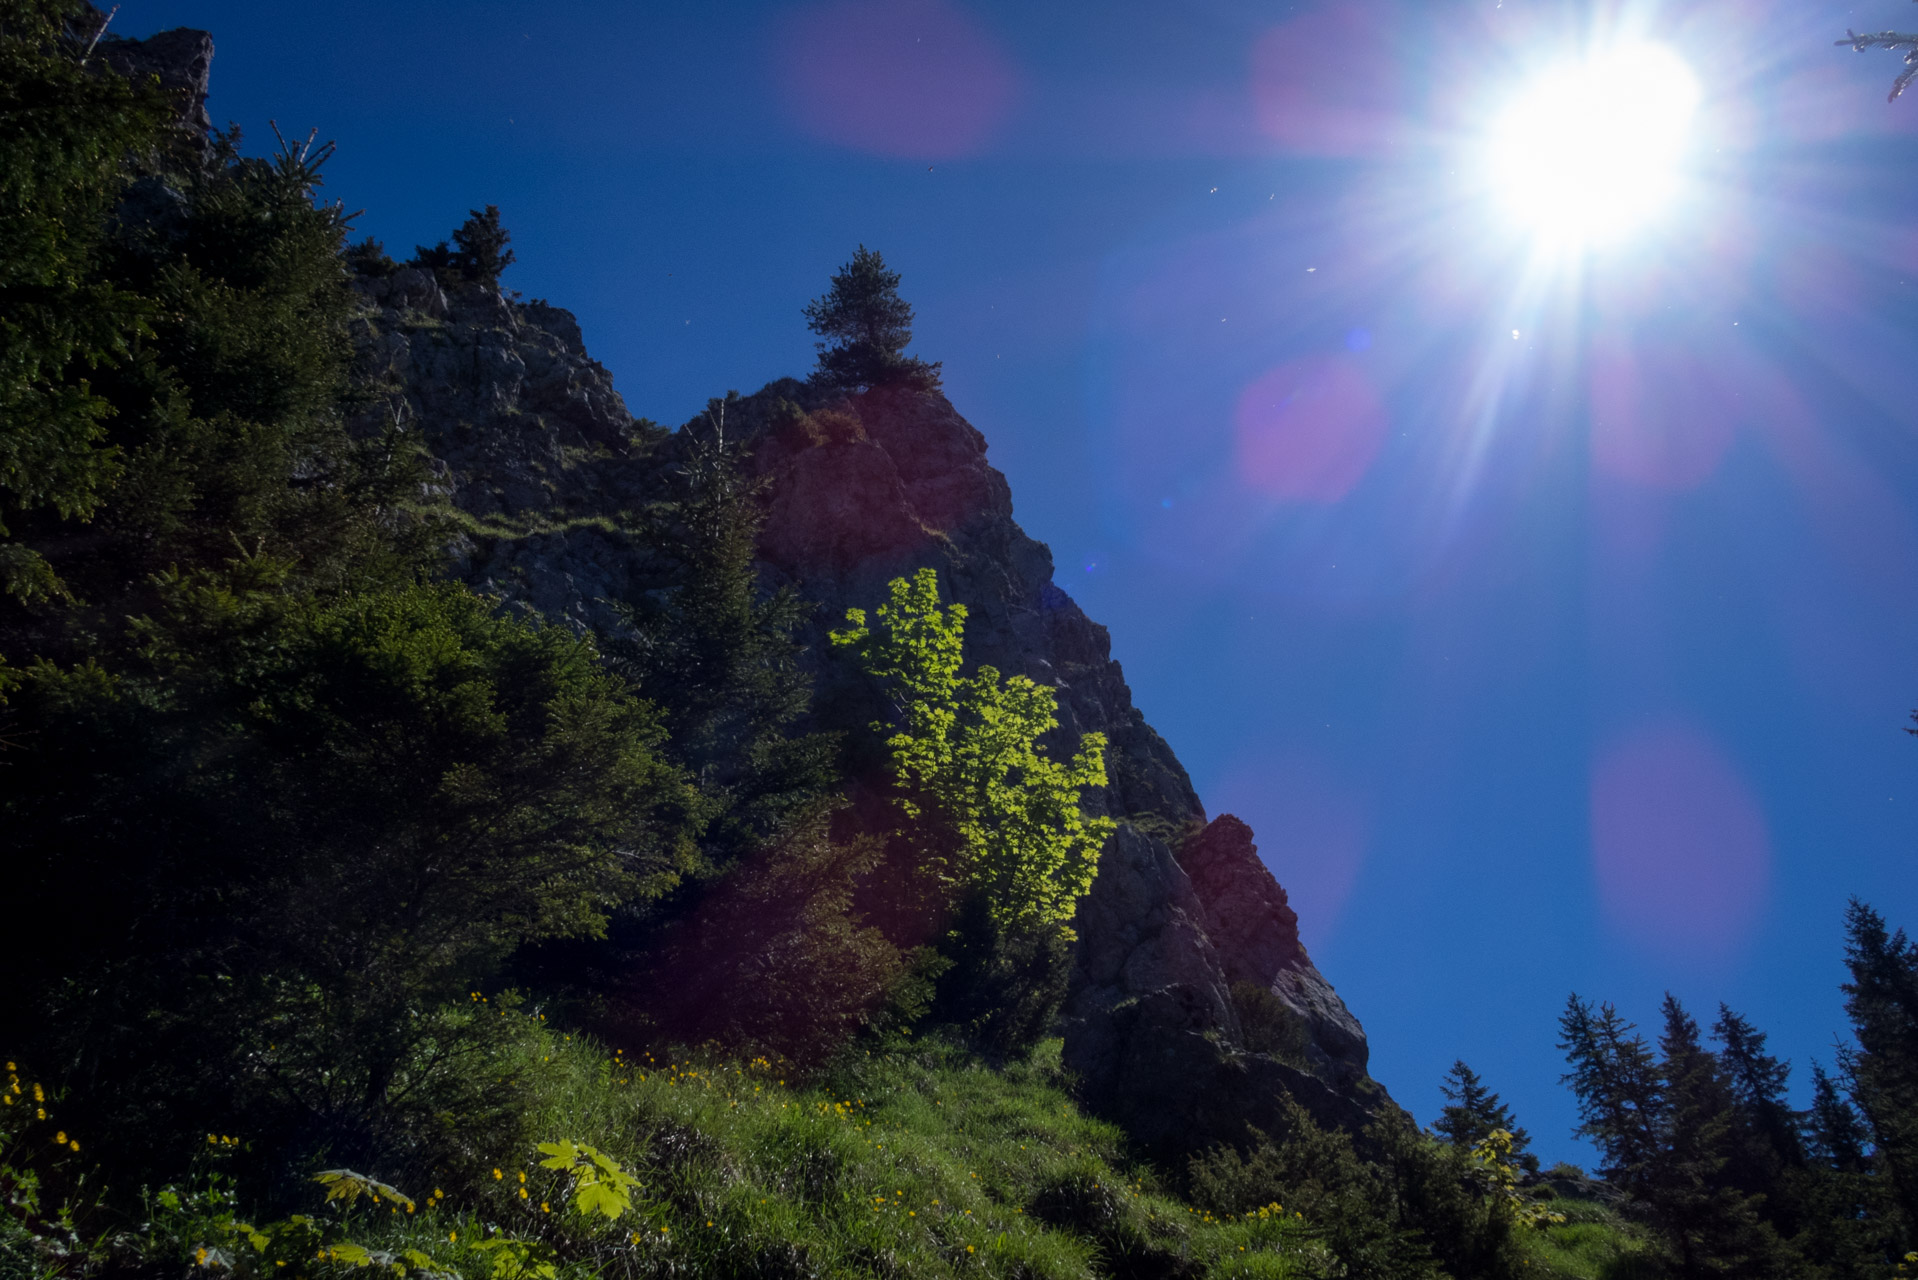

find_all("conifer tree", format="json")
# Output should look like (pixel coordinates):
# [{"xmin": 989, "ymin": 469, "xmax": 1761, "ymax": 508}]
[
  {"xmin": 1799, "ymin": 1061, "xmax": 1896, "ymax": 1275},
  {"xmin": 1838, "ymin": 23, "xmax": 1918, "ymax": 102},
  {"xmin": 451, "ymin": 204, "xmax": 515, "ymax": 287},
  {"xmin": 1809, "ymin": 1062, "xmax": 1871, "ymax": 1173},
  {"xmin": 1655, "ymin": 994, "xmax": 1794, "ymax": 1278},
  {"xmin": 1712, "ymin": 1004, "xmax": 1808, "ymax": 1237},
  {"xmin": 1840, "ymin": 899, "xmax": 1918, "ymax": 1241},
  {"xmin": 604, "ymin": 400, "xmax": 839, "ymax": 866},
  {"xmin": 1559, "ymin": 996, "xmax": 1666, "ymax": 1202},
  {"xmin": 1435, "ymin": 1060, "xmax": 1538, "ymax": 1173},
  {"xmin": 802, "ymin": 246, "xmax": 942, "ymax": 392},
  {"xmin": 0, "ymin": 1, "xmax": 170, "ymax": 601}
]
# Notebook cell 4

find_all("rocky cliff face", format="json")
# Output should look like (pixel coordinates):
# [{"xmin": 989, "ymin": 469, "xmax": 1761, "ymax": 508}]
[
  {"xmin": 344, "ymin": 274, "xmax": 1390, "ymax": 1155},
  {"xmin": 79, "ymin": 7, "xmax": 215, "ymax": 136}
]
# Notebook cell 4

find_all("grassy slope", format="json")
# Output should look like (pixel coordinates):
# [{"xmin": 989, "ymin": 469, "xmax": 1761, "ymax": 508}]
[
  {"xmin": 440, "ymin": 1023, "xmax": 1318, "ymax": 1278},
  {"xmin": 7, "ymin": 1016, "xmax": 1663, "ymax": 1280}
]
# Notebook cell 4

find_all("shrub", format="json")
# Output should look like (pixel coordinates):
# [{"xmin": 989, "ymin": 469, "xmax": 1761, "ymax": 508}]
[{"xmin": 1, "ymin": 572, "xmax": 696, "ymax": 1178}]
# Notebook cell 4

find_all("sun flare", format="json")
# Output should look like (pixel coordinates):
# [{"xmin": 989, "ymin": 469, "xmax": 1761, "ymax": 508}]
[{"xmin": 1488, "ymin": 43, "xmax": 1702, "ymax": 247}]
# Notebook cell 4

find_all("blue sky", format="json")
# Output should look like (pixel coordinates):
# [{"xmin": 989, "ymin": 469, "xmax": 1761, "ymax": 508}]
[{"xmin": 131, "ymin": 0, "xmax": 1918, "ymax": 1164}]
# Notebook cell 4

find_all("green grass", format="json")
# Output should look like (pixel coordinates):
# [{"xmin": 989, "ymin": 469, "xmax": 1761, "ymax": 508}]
[
  {"xmin": 58, "ymin": 1018, "xmax": 1322, "ymax": 1280},
  {"xmin": 435, "ymin": 1025, "xmax": 1319, "ymax": 1278},
  {"xmin": 1513, "ymin": 1198, "xmax": 1660, "ymax": 1280}
]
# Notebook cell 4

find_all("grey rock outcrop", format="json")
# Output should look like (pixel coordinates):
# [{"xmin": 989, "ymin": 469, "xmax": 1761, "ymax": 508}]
[
  {"xmin": 348, "ymin": 276, "xmax": 658, "ymax": 637},
  {"xmin": 1180, "ymin": 815, "xmax": 1369, "ymax": 1085},
  {"xmin": 84, "ymin": 7, "xmax": 215, "ymax": 136},
  {"xmin": 344, "ymin": 274, "xmax": 1389, "ymax": 1157},
  {"xmin": 1060, "ymin": 816, "xmax": 1381, "ymax": 1157}
]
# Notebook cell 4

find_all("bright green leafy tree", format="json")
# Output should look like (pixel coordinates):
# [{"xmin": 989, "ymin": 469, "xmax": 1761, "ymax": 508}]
[{"xmin": 830, "ymin": 567, "xmax": 1114, "ymax": 936}]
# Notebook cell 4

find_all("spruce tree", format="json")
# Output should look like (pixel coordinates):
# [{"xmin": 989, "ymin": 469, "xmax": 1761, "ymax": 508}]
[
  {"xmin": 0, "ymin": 0, "xmax": 170, "ymax": 602},
  {"xmin": 1809, "ymin": 1062, "xmax": 1871, "ymax": 1173},
  {"xmin": 1435, "ymin": 1060, "xmax": 1538, "ymax": 1173},
  {"xmin": 803, "ymin": 245, "xmax": 942, "ymax": 392},
  {"xmin": 1559, "ymin": 995, "xmax": 1666, "ymax": 1202},
  {"xmin": 1840, "ymin": 899, "xmax": 1918, "ymax": 1244},
  {"xmin": 1654, "ymin": 994, "xmax": 1794, "ymax": 1278},
  {"xmin": 450, "ymin": 204, "xmax": 514, "ymax": 287},
  {"xmin": 1712, "ymin": 1004, "xmax": 1808, "ymax": 1238},
  {"xmin": 605, "ymin": 399, "xmax": 839, "ymax": 866},
  {"xmin": 1800, "ymin": 1061, "xmax": 1897, "ymax": 1275}
]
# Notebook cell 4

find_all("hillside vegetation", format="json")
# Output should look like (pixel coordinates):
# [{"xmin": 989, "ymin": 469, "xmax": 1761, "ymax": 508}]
[{"xmin": 4, "ymin": 4, "xmax": 1917, "ymax": 1278}]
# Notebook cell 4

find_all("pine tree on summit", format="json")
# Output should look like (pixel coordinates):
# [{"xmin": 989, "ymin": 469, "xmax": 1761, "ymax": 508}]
[
  {"xmin": 411, "ymin": 205, "xmax": 515, "ymax": 288},
  {"xmin": 803, "ymin": 246, "xmax": 942, "ymax": 392}
]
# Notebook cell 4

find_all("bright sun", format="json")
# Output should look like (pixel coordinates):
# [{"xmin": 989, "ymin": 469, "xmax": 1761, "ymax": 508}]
[{"xmin": 1488, "ymin": 43, "xmax": 1702, "ymax": 247}]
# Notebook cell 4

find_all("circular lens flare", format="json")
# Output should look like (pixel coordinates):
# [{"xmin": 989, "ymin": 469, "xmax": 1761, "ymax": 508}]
[{"xmin": 1489, "ymin": 43, "xmax": 1701, "ymax": 246}]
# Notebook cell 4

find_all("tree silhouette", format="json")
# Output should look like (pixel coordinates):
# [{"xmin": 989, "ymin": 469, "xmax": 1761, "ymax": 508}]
[
  {"xmin": 803, "ymin": 246, "xmax": 941, "ymax": 392},
  {"xmin": 1436, "ymin": 1060, "xmax": 1538, "ymax": 1173}
]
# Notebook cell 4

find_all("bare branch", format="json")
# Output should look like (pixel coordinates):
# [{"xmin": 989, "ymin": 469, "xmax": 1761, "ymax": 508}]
[{"xmin": 78, "ymin": 4, "xmax": 118, "ymax": 65}]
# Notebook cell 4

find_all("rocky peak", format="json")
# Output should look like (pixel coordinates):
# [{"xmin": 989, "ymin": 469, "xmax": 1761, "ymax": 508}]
[{"xmin": 345, "ymin": 270, "xmax": 1391, "ymax": 1156}]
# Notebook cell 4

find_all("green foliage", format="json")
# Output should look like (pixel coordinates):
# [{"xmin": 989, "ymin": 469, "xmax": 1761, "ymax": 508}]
[
  {"xmin": 6, "ymin": 1027, "xmax": 1323, "ymax": 1280},
  {"xmin": 1842, "ymin": 900, "xmax": 1918, "ymax": 1237},
  {"xmin": 0, "ymin": 45, "xmax": 433, "ymax": 637},
  {"xmin": 620, "ymin": 811, "xmax": 909, "ymax": 1065},
  {"xmin": 410, "ymin": 206, "xmax": 516, "ymax": 289},
  {"xmin": 1559, "ymin": 994, "xmax": 1796, "ymax": 1277},
  {"xmin": 0, "ymin": 0, "xmax": 171, "ymax": 595},
  {"xmin": 931, "ymin": 896, "xmax": 1074, "ymax": 1059},
  {"xmin": 606, "ymin": 403, "xmax": 839, "ymax": 865},
  {"xmin": 802, "ymin": 246, "xmax": 941, "ymax": 392},
  {"xmin": 1436, "ymin": 1060, "xmax": 1538, "ymax": 1174},
  {"xmin": 831, "ymin": 567, "xmax": 1115, "ymax": 938},
  {"xmin": 1189, "ymin": 1100, "xmax": 1453, "ymax": 1279},
  {"xmin": 451, "ymin": 206, "xmax": 515, "ymax": 288},
  {"xmin": 1, "ymin": 574, "xmax": 695, "ymax": 1173},
  {"xmin": 344, "ymin": 237, "xmax": 399, "ymax": 278},
  {"xmin": 1558, "ymin": 997, "xmax": 1667, "ymax": 1205},
  {"xmin": 1466, "ymin": 1130, "xmax": 1563, "ymax": 1230},
  {"xmin": 1509, "ymin": 1198, "xmax": 1662, "ymax": 1280},
  {"xmin": 533, "ymin": 1142, "xmax": 642, "ymax": 1221}
]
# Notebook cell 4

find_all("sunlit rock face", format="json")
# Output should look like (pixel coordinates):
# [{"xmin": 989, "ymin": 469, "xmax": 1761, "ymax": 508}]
[{"xmin": 348, "ymin": 281, "xmax": 1389, "ymax": 1152}]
